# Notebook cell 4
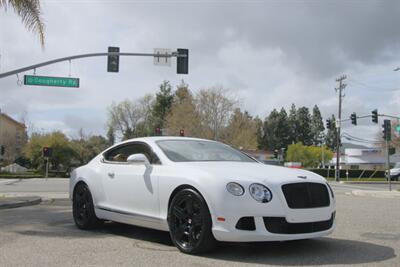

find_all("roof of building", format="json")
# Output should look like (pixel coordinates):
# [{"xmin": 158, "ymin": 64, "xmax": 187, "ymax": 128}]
[{"xmin": 0, "ymin": 113, "xmax": 26, "ymax": 129}]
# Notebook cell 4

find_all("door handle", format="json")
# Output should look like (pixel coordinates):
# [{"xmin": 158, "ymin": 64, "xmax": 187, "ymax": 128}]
[{"xmin": 108, "ymin": 172, "xmax": 115, "ymax": 178}]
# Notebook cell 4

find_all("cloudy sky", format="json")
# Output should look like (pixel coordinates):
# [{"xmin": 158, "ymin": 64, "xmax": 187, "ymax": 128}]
[{"xmin": 1, "ymin": 0, "xmax": 399, "ymax": 144}]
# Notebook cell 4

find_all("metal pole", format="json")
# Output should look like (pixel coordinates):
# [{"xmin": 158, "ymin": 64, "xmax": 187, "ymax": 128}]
[
  {"xmin": 386, "ymin": 139, "xmax": 391, "ymax": 191},
  {"xmin": 335, "ymin": 75, "xmax": 347, "ymax": 182},
  {"xmin": 45, "ymin": 157, "xmax": 49, "ymax": 180},
  {"xmin": 0, "ymin": 51, "xmax": 185, "ymax": 79}
]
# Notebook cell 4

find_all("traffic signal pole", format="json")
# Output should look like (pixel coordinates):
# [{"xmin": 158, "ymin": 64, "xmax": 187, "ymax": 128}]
[
  {"xmin": 0, "ymin": 51, "xmax": 188, "ymax": 79},
  {"xmin": 386, "ymin": 138, "xmax": 391, "ymax": 191}
]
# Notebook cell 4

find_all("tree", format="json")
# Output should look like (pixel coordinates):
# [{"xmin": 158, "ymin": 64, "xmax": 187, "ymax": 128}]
[
  {"xmin": 152, "ymin": 80, "xmax": 174, "ymax": 129},
  {"xmin": 71, "ymin": 133, "xmax": 108, "ymax": 165},
  {"xmin": 106, "ymin": 126, "xmax": 115, "ymax": 146},
  {"xmin": 196, "ymin": 86, "xmax": 237, "ymax": 140},
  {"xmin": 296, "ymin": 106, "xmax": 313, "ymax": 146},
  {"xmin": 23, "ymin": 131, "xmax": 75, "ymax": 171},
  {"xmin": 311, "ymin": 105, "xmax": 325, "ymax": 146},
  {"xmin": 325, "ymin": 114, "xmax": 338, "ymax": 150},
  {"xmin": 0, "ymin": 0, "xmax": 45, "ymax": 47},
  {"xmin": 261, "ymin": 109, "xmax": 280, "ymax": 150},
  {"xmin": 107, "ymin": 94, "xmax": 155, "ymax": 140},
  {"xmin": 224, "ymin": 108, "xmax": 258, "ymax": 149},
  {"xmin": 286, "ymin": 143, "xmax": 333, "ymax": 168},
  {"xmin": 165, "ymin": 85, "xmax": 209, "ymax": 138}
]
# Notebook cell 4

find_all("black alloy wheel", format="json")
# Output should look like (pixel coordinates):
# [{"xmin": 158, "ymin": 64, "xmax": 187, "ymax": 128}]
[
  {"xmin": 73, "ymin": 183, "xmax": 103, "ymax": 229},
  {"xmin": 168, "ymin": 188, "xmax": 217, "ymax": 254}
]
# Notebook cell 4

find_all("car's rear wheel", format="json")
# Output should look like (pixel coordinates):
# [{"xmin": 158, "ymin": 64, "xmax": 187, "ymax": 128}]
[
  {"xmin": 168, "ymin": 188, "xmax": 217, "ymax": 254},
  {"xmin": 73, "ymin": 183, "xmax": 103, "ymax": 229}
]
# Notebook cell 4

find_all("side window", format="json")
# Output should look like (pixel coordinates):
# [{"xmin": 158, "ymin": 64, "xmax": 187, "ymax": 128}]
[{"xmin": 104, "ymin": 143, "xmax": 160, "ymax": 164}]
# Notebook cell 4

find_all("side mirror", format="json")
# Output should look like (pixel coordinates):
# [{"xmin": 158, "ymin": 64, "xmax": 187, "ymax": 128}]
[{"xmin": 127, "ymin": 153, "xmax": 150, "ymax": 166}]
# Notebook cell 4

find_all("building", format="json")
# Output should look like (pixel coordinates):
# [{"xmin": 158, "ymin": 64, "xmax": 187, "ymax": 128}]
[
  {"xmin": 330, "ymin": 143, "xmax": 400, "ymax": 170},
  {"xmin": 0, "ymin": 112, "xmax": 28, "ymax": 163}
]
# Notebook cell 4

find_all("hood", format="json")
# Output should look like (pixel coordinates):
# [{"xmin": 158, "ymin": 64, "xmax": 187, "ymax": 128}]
[{"xmin": 179, "ymin": 161, "xmax": 325, "ymax": 184}]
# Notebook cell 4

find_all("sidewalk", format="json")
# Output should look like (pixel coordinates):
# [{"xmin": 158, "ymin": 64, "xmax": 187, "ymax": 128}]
[{"xmin": 0, "ymin": 196, "xmax": 42, "ymax": 209}]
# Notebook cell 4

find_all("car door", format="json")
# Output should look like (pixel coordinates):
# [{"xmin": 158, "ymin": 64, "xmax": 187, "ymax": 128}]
[{"xmin": 100, "ymin": 142, "xmax": 161, "ymax": 220}]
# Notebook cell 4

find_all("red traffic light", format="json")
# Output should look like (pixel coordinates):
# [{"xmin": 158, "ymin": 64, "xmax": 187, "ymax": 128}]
[{"xmin": 179, "ymin": 129, "xmax": 185, "ymax": 136}]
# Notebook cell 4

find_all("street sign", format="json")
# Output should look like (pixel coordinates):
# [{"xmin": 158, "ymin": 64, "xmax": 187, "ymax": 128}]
[
  {"xmin": 396, "ymin": 125, "xmax": 400, "ymax": 133},
  {"xmin": 24, "ymin": 75, "xmax": 79, "ymax": 88},
  {"xmin": 154, "ymin": 48, "xmax": 171, "ymax": 66}
]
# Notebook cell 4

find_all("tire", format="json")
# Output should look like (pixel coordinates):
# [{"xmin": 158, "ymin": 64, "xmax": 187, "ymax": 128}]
[
  {"xmin": 73, "ymin": 183, "xmax": 103, "ymax": 230},
  {"xmin": 168, "ymin": 188, "xmax": 217, "ymax": 254}
]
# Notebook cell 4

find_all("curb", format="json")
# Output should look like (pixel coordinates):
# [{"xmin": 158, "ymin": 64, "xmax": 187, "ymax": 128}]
[
  {"xmin": 339, "ymin": 181, "xmax": 400, "ymax": 185},
  {"xmin": 351, "ymin": 190, "xmax": 400, "ymax": 199},
  {"xmin": 0, "ymin": 196, "xmax": 42, "ymax": 210}
]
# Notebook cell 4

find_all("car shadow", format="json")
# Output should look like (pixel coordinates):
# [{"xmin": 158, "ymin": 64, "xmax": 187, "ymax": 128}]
[{"xmin": 4, "ymin": 200, "xmax": 396, "ymax": 265}]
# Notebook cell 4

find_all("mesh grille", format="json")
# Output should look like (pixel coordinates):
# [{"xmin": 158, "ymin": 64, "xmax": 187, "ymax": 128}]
[
  {"xmin": 282, "ymin": 182, "xmax": 330, "ymax": 209},
  {"xmin": 263, "ymin": 212, "xmax": 335, "ymax": 234}
]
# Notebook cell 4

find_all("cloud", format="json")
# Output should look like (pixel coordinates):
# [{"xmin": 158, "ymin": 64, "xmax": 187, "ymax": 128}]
[{"xmin": 0, "ymin": 0, "xmax": 399, "ymax": 141}]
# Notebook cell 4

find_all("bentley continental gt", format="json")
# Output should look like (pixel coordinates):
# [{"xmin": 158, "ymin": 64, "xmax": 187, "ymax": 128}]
[{"xmin": 70, "ymin": 137, "xmax": 335, "ymax": 254}]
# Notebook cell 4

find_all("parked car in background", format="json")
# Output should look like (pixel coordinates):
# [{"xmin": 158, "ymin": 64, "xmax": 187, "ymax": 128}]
[{"xmin": 386, "ymin": 162, "xmax": 400, "ymax": 181}]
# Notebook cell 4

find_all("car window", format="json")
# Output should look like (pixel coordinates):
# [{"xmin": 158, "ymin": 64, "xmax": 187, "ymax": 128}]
[
  {"xmin": 104, "ymin": 143, "xmax": 160, "ymax": 164},
  {"xmin": 157, "ymin": 140, "xmax": 255, "ymax": 162}
]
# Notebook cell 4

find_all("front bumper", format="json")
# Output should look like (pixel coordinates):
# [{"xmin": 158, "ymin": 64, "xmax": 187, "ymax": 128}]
[{"xmin": 210, "ymin": 181, "xmax": 336, "ymax": 242}]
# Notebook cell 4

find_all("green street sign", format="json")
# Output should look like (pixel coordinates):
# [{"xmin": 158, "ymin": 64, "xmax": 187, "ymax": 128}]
[
  {"xmin": 396, "ymin": 125, "xmax": 400, "ymax": 133},
  {"xmin": 24, "ymin": 75, "xmax": 79, "ymax": 88}
]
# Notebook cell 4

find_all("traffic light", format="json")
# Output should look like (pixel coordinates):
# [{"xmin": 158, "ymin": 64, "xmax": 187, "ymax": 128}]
[
  {"xmin": 177, "ymin": 48, "xmax": 189, "ymax": 74},
  {"xmin": 107, "ymin": 46, "xmax": 120, "ymax": 72},
  {"xmin": 273, "ymin": 149, "xmax": 278, "ymax": 159},
  {"xmin": 0, "ymin": 145, "xmax": 5, "ymax": 156},
  {"xmin": 382, "ymin": 120, "xmax": 391, "ymax": 141},
  {"xmin": 155, "ymin": 127, "xmax": 162, "ymax": 136},
  {"xmin": 350, "ymin": 112, "xmax": 357, "ymax": 125},
  {"xmin": 372, "ymin": 109, "xmax": 378, "ymax": 123},
  {"xmin": 179, "ymin": 129, "xmax": 185, "ymax": 136},
  {"xmin": 326, "ymin": 119, "xmax": 332, "ymax": 130},
  {"xmin": 42, "ymin": 147, "xmax": 53, "ymax": 157}
]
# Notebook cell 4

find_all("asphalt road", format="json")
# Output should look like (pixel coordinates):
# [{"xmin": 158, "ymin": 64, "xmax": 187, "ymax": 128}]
[{"xmin": 0, "ymin": 180, "xmax": 399, "ymax": 266}]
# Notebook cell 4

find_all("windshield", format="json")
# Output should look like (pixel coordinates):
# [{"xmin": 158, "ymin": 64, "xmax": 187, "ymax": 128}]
[{"xmin": 156, "ymin": 140, "xmax": 256, "ymax": 162}]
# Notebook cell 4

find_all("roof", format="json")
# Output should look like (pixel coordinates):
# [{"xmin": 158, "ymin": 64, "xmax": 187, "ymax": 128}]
[
  {"xmin": 121, "ymin": 136, "xmax": 215, "ymax": 144},
  {"xmin": 0, "ymin": 113, "xmax": 26, "ymax": 129}
]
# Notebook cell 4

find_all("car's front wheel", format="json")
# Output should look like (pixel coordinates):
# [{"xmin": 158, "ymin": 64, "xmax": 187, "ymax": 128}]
[
  {"xmin": 168, "ymin": 188, "xmax": 217, "ymax": 254},
  {"xmin": 73, "ymin": 183, "xmax": 103, "ymax": 229}
]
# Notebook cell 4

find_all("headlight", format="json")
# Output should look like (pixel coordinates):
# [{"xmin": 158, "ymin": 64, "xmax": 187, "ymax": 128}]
[
  {"xmin": 226, "ymin": 182, "xmax": 245, "ymax": 196},
  {"xmin": 249, "ymin": 183, "xmax": 272, "ymax": 203}
]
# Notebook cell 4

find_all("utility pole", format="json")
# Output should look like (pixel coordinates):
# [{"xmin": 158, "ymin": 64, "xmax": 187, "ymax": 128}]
[{"xmin": 335, "ymin": 75, "xmax": 347, "ymax": 182}]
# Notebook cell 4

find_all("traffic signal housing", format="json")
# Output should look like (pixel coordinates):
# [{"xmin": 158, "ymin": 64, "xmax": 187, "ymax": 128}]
[
  {"xmin": 177, "ymin": 48, "xmax": 189, "ymax": 74},
  {"xmin": 382, "ymin": 120, "xmax": 391, "ymax": 141},
  {"xmin": 350, "ymin": 112, "xmax": 357, "ymax": 125},
  {"xmin": 273, "ymin": 149, "xmax": 278, "ymax": 159},
  {"xmin": 326, "ymin": 119, "xmax": 332, "ymax": 130},
  {"xmin": 179, "ymin": 129, "xmax": 185, "ymax": 137},
  {"xmin": 107, "ymin": 46, "xmax": 120, "ymax": 72},
  {"xmin": 0, "ymin": 145, "xmax": 5, "ymax": 156},
  {"xmin": 372, "ymin": 109, "xmax": 378, "ymax": 123},
  {"xmin": 42, "ymin": 147, "xmax": 53, "ymax": 157}
]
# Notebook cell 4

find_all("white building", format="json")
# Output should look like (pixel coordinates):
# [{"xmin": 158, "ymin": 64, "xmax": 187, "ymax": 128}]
[{"xmin": 331, "ymin": 143, "xmax": 400, "ymax": 170}]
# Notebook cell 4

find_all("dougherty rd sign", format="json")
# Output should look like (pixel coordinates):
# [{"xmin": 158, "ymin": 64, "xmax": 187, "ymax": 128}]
[{"xmin": 24, "ymin": 75, "xmax": 79, "ymax": 88}]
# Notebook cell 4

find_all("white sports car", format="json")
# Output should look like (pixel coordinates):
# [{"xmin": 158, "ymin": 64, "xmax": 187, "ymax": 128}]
[{"xmin": 70, "ymin": 137, "xmax": 335, "ymax": 254}]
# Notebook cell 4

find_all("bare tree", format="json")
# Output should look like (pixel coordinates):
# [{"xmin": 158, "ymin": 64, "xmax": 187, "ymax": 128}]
[
  {"xmin": 107, "ymin": 94, "xmax": 155, "ymax": 140},
  {"xmin": 196, "ymin": 86, "xmax": 237, "ymax": 140}
]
